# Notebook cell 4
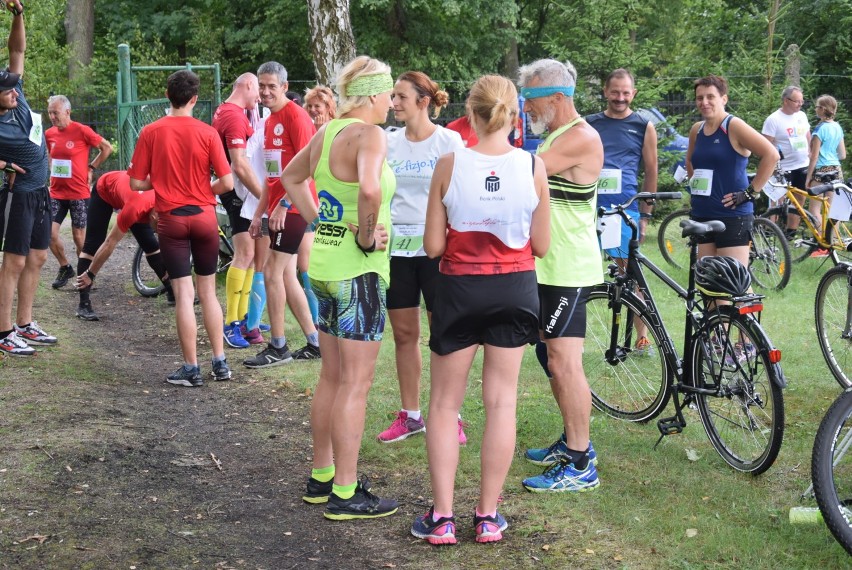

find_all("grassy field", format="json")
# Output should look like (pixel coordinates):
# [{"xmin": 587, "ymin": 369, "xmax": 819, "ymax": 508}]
[{"xmin": 3, "ymin": 225, "xmax": 851, "ymax": 568}]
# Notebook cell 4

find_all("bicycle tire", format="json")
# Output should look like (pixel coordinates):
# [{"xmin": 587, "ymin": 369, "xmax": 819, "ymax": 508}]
[
  {"xmin": 132, "ymin": 246, "xmax": 166, "ymax": 297},
  {"xmin": 692, "ymin": 307, "xmax": 784, "ymax": 474},
  {"xmin": 829, "ymin": 220, "xmax": 852, "ymax": 265},
  {"xmin": 657, "ymin": 208, "xmax": 690, "ymax": 269},
  {"xmin": 815, "ymin": 263, "xmax": 852, "ymax": 389},
  {"xmin": 761, "ymin": 205, "xmax": 817, "ymax": 263},
  {"xmin": 749, "ymin": 217, "xmax": 791, "ymax": 291},
  {"xmin": 812, "ymin": 389, "xmax": 852, "ymax": 556},
  {"xmin": 585, "ymin": 284, "xmax": 672, "ymax": 422}
]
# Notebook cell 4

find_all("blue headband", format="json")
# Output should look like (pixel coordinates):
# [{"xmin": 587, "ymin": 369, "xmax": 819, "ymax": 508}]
[{"xmin": 521, "ymin": 86, "xmax": 575, "ymax": 99}]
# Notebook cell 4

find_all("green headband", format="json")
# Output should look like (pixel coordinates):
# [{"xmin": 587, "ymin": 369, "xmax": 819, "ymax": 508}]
[
  {"xmin": 345, "ymin": 73, "xmax": 394, "ymax": 97},
  {"xmin": 520, "ymin": 85, "xmax": 575, "ymax": 99}
]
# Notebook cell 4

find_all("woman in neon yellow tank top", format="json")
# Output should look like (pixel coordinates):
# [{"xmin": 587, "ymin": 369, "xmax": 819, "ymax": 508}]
[{"xmin": 282, "ymin": 56, "xmax": 398, "ymax": 521}]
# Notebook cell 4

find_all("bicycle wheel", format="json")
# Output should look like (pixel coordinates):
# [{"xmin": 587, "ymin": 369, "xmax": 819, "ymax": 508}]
[
  {"xmin": 762, "ymin": 205, "xmax": 817, "ymax": 262},
  {"xmin": 829, "ymin": 220, "xmax": 852, "ymax": 265},
  {"xmin": 749, "ymin": 217, "xmax": 791, "ymax": 291},
  {"xmin": 815, "ymin": 263, "xmax": 852, "ymax": 388},
  {"xmin": 132, "ymin": 246, "xmax": 166, "ymax": 297},
  {"xmin": 692, "ymin": 307, "xmax": 784, "ymax": 474},
  {"xmin": 657, "ymin": 208, "xmax": 690, "ymax": 269},
  {"xmin": 217, "ymin": 233, "xmax": 234, "ymax": 274},
  {"xmin": 584, "ymin": 284, "xmax": 672, "ymax": 422},
  {"xmin": 812, "ymin": 389, "xmax": 852, "ymax": 555}
]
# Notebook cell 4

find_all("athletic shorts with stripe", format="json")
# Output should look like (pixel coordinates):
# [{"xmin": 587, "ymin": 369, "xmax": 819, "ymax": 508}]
[
  {"xmin": 310, "ymin": 273, "xmax": 387, "ymax": 342},
  {"xmin": 539, "ymin": 285, "xmax": 591, "ymax": 339}
]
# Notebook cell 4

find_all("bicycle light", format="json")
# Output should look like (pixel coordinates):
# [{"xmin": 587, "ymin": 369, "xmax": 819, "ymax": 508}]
[{"xmin": 768, "ymin": 349, "xmax": 781, "ymax": 363}]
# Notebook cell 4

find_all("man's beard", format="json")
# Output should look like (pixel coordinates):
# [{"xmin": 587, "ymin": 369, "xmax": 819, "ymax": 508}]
[{"xmin": 528, "ymin": 106, "xmax": 555, "ymax": 135}]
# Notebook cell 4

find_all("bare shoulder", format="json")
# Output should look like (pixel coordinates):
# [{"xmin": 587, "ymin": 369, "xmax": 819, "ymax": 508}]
[{"xmin": 552, "ymin": 120, "xmax": 601, "ymax": 152}]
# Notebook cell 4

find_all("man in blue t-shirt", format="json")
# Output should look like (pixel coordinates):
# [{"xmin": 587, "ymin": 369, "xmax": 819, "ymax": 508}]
[
  {"xmin": 0, "ymin": 0, "xmax": 56, "ymax": 357},
  {"xmin": 587, "ymin": 68, "xmax": 658, "ymax": 255}
]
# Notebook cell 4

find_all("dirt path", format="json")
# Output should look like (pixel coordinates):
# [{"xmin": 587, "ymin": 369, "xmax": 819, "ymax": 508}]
[{"xmin": 0, "ymin": 238, "xmax": 418, "ymax": 569}]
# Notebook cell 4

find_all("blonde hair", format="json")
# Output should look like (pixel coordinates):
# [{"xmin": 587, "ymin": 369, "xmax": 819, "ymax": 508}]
[
  {"xmin": 304, "ymin": 85, "xmax": 337, "ymax": 117},
  {"xmin": 466, "ymin": 75, "xmax": 519, "ymax": 135},
  {"xmin": 335, "ymin": 56, "xmax": 393, "ymax": 116},
  {"xmin": 816, "ymin": 94, "xmax": 838, "ymax": 119}
]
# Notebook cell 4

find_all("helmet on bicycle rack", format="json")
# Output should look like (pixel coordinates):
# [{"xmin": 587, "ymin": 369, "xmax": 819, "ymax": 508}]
[{"xmin": 695, "ymin": 256, "xmax": 752, "ymax": 298}]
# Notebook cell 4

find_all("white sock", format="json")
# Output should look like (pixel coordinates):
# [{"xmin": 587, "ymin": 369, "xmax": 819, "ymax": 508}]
[{"xmin": 404, "ymin": 409, "xmax": 421, "ymax": 421}]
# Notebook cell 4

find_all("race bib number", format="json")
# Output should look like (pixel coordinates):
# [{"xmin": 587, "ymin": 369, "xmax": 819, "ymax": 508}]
[
  {"xmin": 789, "ymin": 134, "xmax": 808, "ymax": 153},
  {"xmin": 690, "ymin": 169, "xmax": 713, "ymax": 196},
  {"xmin": 50, "ymin": 158, "xmax": 72, "ymax": 179},
  {"xmin": 597, "ymin": 214, "xmax": 622, "ymax": 250},
  {"xmin": 597, "ymin": 168, "xmax": 622, "ymax": 194},
  {"xmin": 28, "ymin": 111, "xmax": 43, "ymax": 146},
  {"xmin": 762, "ymin": 174, "xmax": 787, "ymax": 201},
  {"xmin": 390, "ymin": 224, "xmax": 425, "ymax": 257},
  {"xmin": 264, "ymin": 149, "xmax": 282, "ymax": 177}
]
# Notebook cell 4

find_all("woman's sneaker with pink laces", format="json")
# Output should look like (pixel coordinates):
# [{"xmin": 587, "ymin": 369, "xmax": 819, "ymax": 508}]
[
  {"xmin": 474, "ymin": 511, "xmax": 508, "ymax": 543},
  {"xmin": 377, "ymin": 411, "xmax": 425, "ymax": 443}
]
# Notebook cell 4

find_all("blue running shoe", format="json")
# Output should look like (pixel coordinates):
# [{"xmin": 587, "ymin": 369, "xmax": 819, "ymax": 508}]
[
  {"xmin": 522, "ymin": 457, "xmax": 600, "ymax": 493},
  {"xmin": 524, "ymin": 433, "xmax": 598, "ymax": 467},
  {"xmin": 474, "ymin": 511, "xmax": 508, "ymax": 543},
  {"xmin": 411, "ymin": 507, "xmax": 457, "ymax": 545},
  {"xmin": 224, "ymin": 321, "xmax": 250, "ymax": 349}
]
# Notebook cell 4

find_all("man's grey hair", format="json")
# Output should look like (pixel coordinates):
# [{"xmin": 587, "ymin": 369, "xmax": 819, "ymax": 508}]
[
  {"xmin": 781, "ymin": 85, "xmax": 802, "ymax": 101},
  {"xmin": 47, "ymin": 94, "xmax": 71, "ymax": 111},
  {"xmin": 518, "ymin": 58, "xmax": 577, "ymax": 89},
  {"xmin": 257, "ymin": 62, "xmax": 287, "ymax": 85}
]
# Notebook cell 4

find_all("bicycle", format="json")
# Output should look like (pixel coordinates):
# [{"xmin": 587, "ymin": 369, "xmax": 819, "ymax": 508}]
[
  {"xmin": 131, "ymin": 203, "xmax": 234, "ymax": 297},
  {"xmin": 658, "ymin": 206, "xmax": 791, "ymax": 290},
  {"xmin": 761, "ymin": 170, "xmax": 852, "ymax": 264},
  {"xmin": 587, "ymin": 192, "xmax": 785, "ymax": 474},
  {"xmin": 812, "ymin": 387, "xmax": 852, "ymax": 555}
]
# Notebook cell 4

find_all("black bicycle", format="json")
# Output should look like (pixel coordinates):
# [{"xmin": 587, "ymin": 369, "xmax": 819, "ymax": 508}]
[
  {"xmin": 131, "ymin": 204, "xmax": 234, "ymax": 297},
  {"xmin": 812, "ymin": 388, "xmax": 852, "ymax": 555},
  {"xmin": 587, "ymin": 192, "xmax": 785, "ymax": 474}
]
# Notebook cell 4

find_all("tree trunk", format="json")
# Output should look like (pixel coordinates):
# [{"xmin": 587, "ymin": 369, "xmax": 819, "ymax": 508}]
[
  {"xmin": 64, "ymin": 0, "xmax": 95, "ymax": 82},
  {"xmin": 307, "ymin": 0, "xmax": 357, "ymax": 87}
]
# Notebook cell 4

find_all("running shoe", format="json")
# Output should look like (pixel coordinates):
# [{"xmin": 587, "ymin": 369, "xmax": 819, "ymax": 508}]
[
  {"xmin": 14, "ymin": 321, "xmax": 57, "ymax": 345},
  {"xmin": 522, "ymin": 456, "xmax": 600, "ymax": 493},
  {"xmin": 0, "ymin": 330, "xmax": 35, "ymax": 356},
  {"xmin": 240, "ymin": 316, "xmax": 271, "ymax": 333},
  {"xmin": 377, "ymin": 411, "xmax": 425, "ymax": 443},
  {"xmin": 302, "ymin": 477, "xmax": 333, "ymax": 504},
  {"xmin": 51, "ymin": 264, "xmax": 74, "ymax": 289},
  {"xmin": 524, "ymin": 434, "xmax": 598, "ymax": 467},
  {"xmin": 810, "ymin": 248, "xmax": 830, "ymax": 258},
  {"xmin": 474, "ymin": 511, "xmax": 508, "ymax": 543},
  {"xmin": 211, "ymin": 358, "xmax": 232, "ymax": 381},
  {"xmin": 224, "ymin": 321, "xmax": 250, "ymax": 349},
  {"xmin": 324, "ymin": 478, "xmax": 399, "ymax": 520},
  {"xmin": 164, "ymin": 286, "xmax": 176, "ymax": 306},
  {"xmin": 633, "ymin": 336, "xmax": 656, "ymax": 357},
  {"xmin": 166, "ymin": 365, "xmax": 204, "ymax": 387},
  {"xmin": 242, "ymin": 344, "xmax": 293, "ymax": 368},
  {"xmin": 242, "ymin": 327, "xmax": 265, "ymax": 345},
  {"xmin": 292, "ymin": 343, "xmax": 321, "ymax": 360},
  {"xmin": 75, "ymin": 300, "xmax": 99, "ymax": 321},
  {"xmin": 411, "ymin": 507, "xmax": 457, "ymax": 545},
  {"xmin": 458, "ymin": 419, "xmax": 468, "ymax": 446}
]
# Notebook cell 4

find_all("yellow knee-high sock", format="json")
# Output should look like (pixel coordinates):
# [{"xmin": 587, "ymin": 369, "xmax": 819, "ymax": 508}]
[
  {"xmin": 238, "ymin": 267, "xmax": 254, "ymax": 322},
  {"xmin": 225, "ymin": 266, "xmax": 247, "ymax": 324}
]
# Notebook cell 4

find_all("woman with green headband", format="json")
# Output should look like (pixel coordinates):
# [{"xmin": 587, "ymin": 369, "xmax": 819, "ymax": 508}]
[{"xmin": 281, "ymin": 55, "xmax": 398, "ymax": 521}]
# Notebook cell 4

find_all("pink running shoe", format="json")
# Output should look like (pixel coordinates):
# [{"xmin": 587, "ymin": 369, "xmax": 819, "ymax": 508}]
[
  {"xmin": 243, "ymin": 327, "xmax": 265, "ymax": 345},
  {"xmin": 458, "ymin": 419, "xmax": 468, "ymax": 446},
  {"xmin": 377, "ymin": 411, "xmax": 425, "ymax": 443},
  {"xmin": 475, "ymin": 512, "xmax": 508, "ymax": 543}
]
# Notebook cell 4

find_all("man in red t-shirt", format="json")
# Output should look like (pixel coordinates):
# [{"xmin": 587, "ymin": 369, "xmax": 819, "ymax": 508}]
[
  {"xmin": 242, "ymin": 61, "xmax": 321, "ymax": 368},
  {"xmin": 73, "ymin": 171, "xmax": 171, "ymax": 321},
  {"xmin": 212, "ymin": 73, "xmax": 269, "ymax": 349},
  {"xmin": 45, "ymin": 94, "xmax": 112, "ymax": 289},
  {"xmin": 128, "ymin": 70, "xmax": 234, "ymax": 387}
]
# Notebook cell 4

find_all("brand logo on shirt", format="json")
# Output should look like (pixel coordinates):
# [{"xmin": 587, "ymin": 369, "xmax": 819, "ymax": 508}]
[
  {"xmin": 318, "ymin": 190, "xmax": 344, "ymax": 222},
  {"xmin": 273, "ymin": 137, "xmax": 283, "ymax": 146},
  {"xmin": 273, "ymin": 123, "xmax": 284, "ymax": 136},
  {"xmin": 713, "ymin": 139, "xmax": 720, "ymax": 144},
  {"xmin": 231, "ymin": 138, "xmax": 244, "ymax": 145},
  {"xmin": 485, "ymin": 171, "xmax": 500, "ymax": 192},
  {"xmin": 65, "ymin": 141, "xmax": 75, "ymax": 149}
]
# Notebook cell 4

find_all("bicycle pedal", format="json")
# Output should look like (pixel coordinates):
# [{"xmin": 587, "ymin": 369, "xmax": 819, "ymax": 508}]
[{"xmin": 656, "ymin": 416, "xmax": 686, "ymax": 436}]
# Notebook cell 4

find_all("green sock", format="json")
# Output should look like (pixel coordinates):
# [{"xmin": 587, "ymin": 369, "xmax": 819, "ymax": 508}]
[
  {"xmin": 332, "ymin": 481, "xmax": 357, "ymax": 500},
  {"xmin": 312, "ymin": 465, "xmax": 335, "ymax": 483}
]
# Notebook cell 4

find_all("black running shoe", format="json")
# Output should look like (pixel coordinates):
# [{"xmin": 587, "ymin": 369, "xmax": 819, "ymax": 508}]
[
  {"xmin": 242, "ymin": 344, "xmax": 293, "ymax": 368},
  {"xmin": 292, "ymin": 343, "xmax": 321, "ymax": 360},
  {"xmin": 166, "ymin": 365, "xmax": 203, "ymax": 387},
  {"xmin": 303, "ymin": 476, "xmax": 334, "ymax": 504},
  {"xmin": 324, "ymin": 478, "xmax": 399, "ymax": 520},
  {"xmin": 211, "ymin": 358, "xmax": 232, "ymax": 381},
  {"xmin": 52, "ymin": 264, "xmax": 74, "ymax": 289},
  {"xmin": 164, "ymin": 286, "xmax": 176, "ymax": 306},
  {"xmin": 75, "ymin": 300, "xmax": 99, "ymax": 321}
]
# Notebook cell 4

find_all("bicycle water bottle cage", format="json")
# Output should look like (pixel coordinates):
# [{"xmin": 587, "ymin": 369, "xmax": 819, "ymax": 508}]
[{"xmin": 695, "ymin": 256, "xmax": 752, "ymax": 298}]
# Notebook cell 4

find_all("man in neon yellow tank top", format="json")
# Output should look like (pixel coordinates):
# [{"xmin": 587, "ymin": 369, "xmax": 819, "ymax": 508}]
[{"xmin": 518, "ymin": 58, "xmax": 605, "ymax": 493}]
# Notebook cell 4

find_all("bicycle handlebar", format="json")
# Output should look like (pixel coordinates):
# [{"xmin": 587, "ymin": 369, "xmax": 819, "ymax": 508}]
[
  {"xmin": 598, "ymin": 191, "xmax": 682, "ymax": 217},
  {"xmin": 809, "ymin": 179, "xmax": 852, "ymax": 197}
]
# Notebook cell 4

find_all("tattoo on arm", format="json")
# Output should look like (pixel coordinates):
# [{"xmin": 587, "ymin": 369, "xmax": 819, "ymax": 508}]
[{"xmin": 363, "ymin": 213, "xmax": 376, "ymax": 244}]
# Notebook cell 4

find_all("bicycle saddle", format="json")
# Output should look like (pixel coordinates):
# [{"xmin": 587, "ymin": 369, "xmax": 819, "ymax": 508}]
[{"xmin": 679, "ymin": 218, "xmax": 726, "ymax": 239}]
